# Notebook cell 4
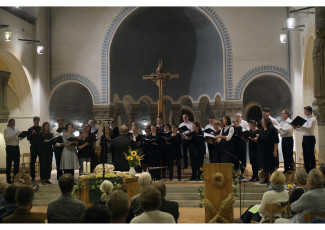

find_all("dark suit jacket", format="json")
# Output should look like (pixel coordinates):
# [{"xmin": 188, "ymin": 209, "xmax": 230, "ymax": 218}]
[
  {"xmin": 110, "ymin": 135, "xmax": 132, "ymax": 171},
  {"xmin": 2, "ymin": 208, "xmax": 45, "ymax": 223},
  {"xmin": 159, "ymin": 199, "xmax": 179, "ymax": 223}
]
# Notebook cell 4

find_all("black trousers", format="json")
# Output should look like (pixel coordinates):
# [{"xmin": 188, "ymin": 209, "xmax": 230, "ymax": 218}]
[
  {"xmin": 302, "ymin": 136, "xmax": 316, "ymax": 174},
  {"xmin": 181, "ymin": 140, "xmax": 189, "ymax": 168},
  {"xmin": 40, "ymin": 150, "xmax": 53, "ymax": 180},
  {"xmin": 6, "ymin": 145, "xmax": 20, "ymax": 183},
  {"xmin": 54, "ymin": 147, "xmax": 64, "ymax": 180},
  {"xmin": 30, "ymin": 145, "xmax": 40, "ymax": 179},
  {"xmin": 249, "ymin": 147, "xmax": 258, "ymax": 179},
  {"xmin": 190, "ymin": 151, "xmax": 203, "ymax": 179},
  {"xmin": 168, "ymin": 159, "xmax": 181, "ymax": 180},
  {"xmin": 282, "ymin": 137, "xmax": 294, "ymax": 171}
]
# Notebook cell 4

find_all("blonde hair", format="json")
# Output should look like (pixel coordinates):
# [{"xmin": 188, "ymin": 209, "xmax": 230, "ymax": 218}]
[
  {"xmin": 100, "ymin": 180, "xmax": 113, "ymax": 203},
  {"xmin": 270, "ymin": 171, "xmax": 286, "ymax": 187}
]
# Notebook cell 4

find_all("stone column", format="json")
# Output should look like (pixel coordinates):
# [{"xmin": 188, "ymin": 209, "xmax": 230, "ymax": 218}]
[
  {"xmin": 192, "ymin": 103, "xmax": 203, "ymax": 124},
  {"xmin": 313, "ymin": 7, "xmax": 325, "ymax": 166},
  {"xmin": 171, "ymin": 104, "xmax": 182, "ymax": 125},
  {"xmin": 0, "ymin": 70, "xmax": 10, "ymax": 123}
]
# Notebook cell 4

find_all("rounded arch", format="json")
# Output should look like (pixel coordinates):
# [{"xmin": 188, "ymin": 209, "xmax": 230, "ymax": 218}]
[
  {"xmin": 242, "ymin": 101, "xmax": 262, "ymax": 121},
  {"xmin": 180, "ymin": 106, "xmax": 196, "ymax": 123},
  {"xmin": 235, "ymin": 65, "xmax": 291, "ymax": 100},
  {"xmin": 137, "ymin": 95, "xmax": 153, "ymax": 105},
  {"xmin": 0, "ymin": 50, "xmax": 33, "ymax": 115},
  {"xmin": 103, "ymin": 7, "xmax": 233, "ymax": 103},
  {"xmin": 178, "ymin": 95, "xmax": 194, "ymax": 105},
  {"xmin": 50, "ymin": 73, "xmax": 101, "ymax": 104}
]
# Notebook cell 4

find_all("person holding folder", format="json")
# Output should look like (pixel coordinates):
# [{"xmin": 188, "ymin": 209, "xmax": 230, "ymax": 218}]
[
  {"xmin": 27, "ymin": 116, "xmax": 41, "ymax": 181},
  {"xmin": 39, "ymin": 122, "xmax": 54, "ymax": 185},
  {"xmin": 178, "ymin": 114, "xmax": 193, "ymax": 169},
  {"xmin": 279, "ymin": 110, "xmax": 294, "ymax": 173},
  {"xmin": 293, "ymin": 106, "xmax": 317, "ymax": 173}
]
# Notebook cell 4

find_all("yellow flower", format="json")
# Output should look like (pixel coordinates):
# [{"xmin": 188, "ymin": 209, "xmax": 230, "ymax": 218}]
[
  {"xmin": 288, "ymin": 184, "xmax": 292, "ymax": 188},
  {"xmin": 136, "ymin": 156, "xmax": 140, "ymax": 161},
  {"xmin": 127, "ymin": 156, "xmax": 133, "ymax": 161},
  {"xmin": 131, "ymin": 151, "xmax": 137, "ymax": 156}
]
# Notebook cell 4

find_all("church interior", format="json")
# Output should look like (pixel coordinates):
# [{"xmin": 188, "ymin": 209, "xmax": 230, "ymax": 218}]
[{"xmin": 0, "ymin": 5, "xmax": 325, "ymax": 224}]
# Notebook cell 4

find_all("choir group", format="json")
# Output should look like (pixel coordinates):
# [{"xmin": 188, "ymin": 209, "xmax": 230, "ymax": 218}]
[{"xmin": 3, "ymin": 105, "xmax": 316, "ymax": 185}]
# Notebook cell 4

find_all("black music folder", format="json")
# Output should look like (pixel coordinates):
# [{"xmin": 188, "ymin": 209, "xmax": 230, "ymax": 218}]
[
  {"xmin": 178, "ymin": 125, "xmax": 189, "ymax": 132},
  {"xmin": 239, "ymin": 130, "xmax": 256, "ymax": 139},
  {"xmin": 291, "ymin": 116, "xmax": 307, "ymax": 126},
  {"xmin": 18, "ymin": 131, "xmax": 30, "ymax": 138},
  {"xmin": 203, "ymin": 128, "xmax": 215, "ymax": 134}
]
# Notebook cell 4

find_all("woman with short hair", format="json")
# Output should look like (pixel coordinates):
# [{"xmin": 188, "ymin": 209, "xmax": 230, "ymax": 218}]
[
  {"xmin": 215, "ymin": 116, "xmax": 234, "ymax": 163},
  {"xmin": 39, "ymin": 122, "xmax": 54, "ymax": 185}
]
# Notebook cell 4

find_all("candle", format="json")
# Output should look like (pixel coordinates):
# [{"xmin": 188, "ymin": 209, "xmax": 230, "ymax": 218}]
[
  {"xmin": 87, "ymin": 162, "xmax": 91, "ymax": 174},
  {"xmin": 83, "ymin": 161, "xmax": 86, "ymax": 174}
]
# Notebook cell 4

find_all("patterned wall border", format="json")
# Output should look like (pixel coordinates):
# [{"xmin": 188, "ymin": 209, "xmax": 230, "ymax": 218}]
[
  {"xmin": 101, "ymin": 7, "xmax": 233, "ymax": 103},
  {"xmin": 233, "ymin": 65, "xmax": 290, "ymax": 100},
  {"xmin": 50, "ymin": 73, "xmax": 101, "ymax": 104}
]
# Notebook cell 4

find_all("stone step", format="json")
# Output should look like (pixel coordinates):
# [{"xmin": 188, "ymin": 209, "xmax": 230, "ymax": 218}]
[
  {"xmin": 166, "ymin": 186, "xmax": 204, "ymax": 193},
  {"xmin": 173, "ymin": 200, "xmax": 201, "ymax": 208},
  {"xmin": 237, "ymin": 193, "xmax": 264, "ymax": 200},
  {"xmin": 166, "ymin": 193, "xmax": 200, "ymax": 200}
]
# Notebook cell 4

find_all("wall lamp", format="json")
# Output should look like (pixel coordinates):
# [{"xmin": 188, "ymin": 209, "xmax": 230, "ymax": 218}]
[
  {"xmin": 0, "ymin": 25, "xmax": 11, "ymax": 41},
  {"xmin": 18, "ymin": 38, "xmax": 44, "ymax": 54}
]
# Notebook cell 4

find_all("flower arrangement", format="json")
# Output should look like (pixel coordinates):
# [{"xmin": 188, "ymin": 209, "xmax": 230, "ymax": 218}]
[{"xmin": 125, "ymin": 147, "xmax": 144, "ymax": 167}]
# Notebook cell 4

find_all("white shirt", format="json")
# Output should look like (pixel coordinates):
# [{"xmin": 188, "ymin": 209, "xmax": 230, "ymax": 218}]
[
  {"xmin": 130, "ymin": 210, "xmax": 175, "ymax": 223},
  {"xmin": 279, "ymin": 118, "xmax": 293, "ymax": 137},
  {"xmin": 217, "ymin": 125, "xmax": 234, "ymax": 142},
  {"xmin": 179, "ymin": 121, "xmax": 193, "ymax": 139},
  {"xmin": 239, "ymin": 119, "xmax": 250, "ymax": 131},
  {"xmin": 269, "ymin": 116, "xmax": 280, "ymax": 130},
  {"xmin": 299, "ymin": 115, "xmax": 317, "ymax": 136},
  {"xmin": 204, "ymin": 124, "xmax": 215, "ymax": 131},
  {"xmin": 4, "ymin": 127, "xmax": 22, "ymax": 146}
]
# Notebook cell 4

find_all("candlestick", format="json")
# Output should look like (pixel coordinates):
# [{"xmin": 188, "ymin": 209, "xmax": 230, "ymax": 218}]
[
  {"xmin": 83, "ymin": 161, "xmax": 86, "ymax": 174},
  {"xmin": 87, "ymin": 162, "xmax": 91, "ymax": 174}
]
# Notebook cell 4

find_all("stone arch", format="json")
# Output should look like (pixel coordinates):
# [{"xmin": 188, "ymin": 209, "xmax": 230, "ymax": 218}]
[
  {"xmin": 0, "ymin": 50, "xmax": 33, "ymax": 116},
  {"xmin": 103, "ymin": 7, "xmax": 233, "ymax": 103},
  {"xmin": 242, "ymin": 101, "xmax": 262, "ymax": 121},
  {"xmin": 50, "ymin": 73, "xmax": 101, "ymax": 104},
  {"xmin": 234, "ymin": 65, "xmax": 290, "ymax": 100},
  {"xmin": 137, "ymin": 95, "xmax": 153, "ymax": 105},
  {"xmin": 122, "ymin": 95, "xmax": 135, "ymax": 114},
  {"xmin": 180, "ymin": 106, "xmax": 196, "ymax": 123},
  {"xmin": 178, "ymin": 95, "xmax": 194, "ymax": 105}
]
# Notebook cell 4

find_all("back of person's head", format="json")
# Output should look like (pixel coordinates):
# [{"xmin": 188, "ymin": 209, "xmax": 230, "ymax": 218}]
[
  {"xmin": 106, "ymin": 190, "xmax": 129, "ymax": 222},
  {"xmin": 308, "ymin": 169, "xmax": 324, "ymax": 189},
  {"xmin": 4, "ymin": 184, "xmax": 20, "ymax": 203},
  {"xmin": 16, "ymin": 185, "xmax": 34, "ymax": 207},
  {"xmin": 0, "ymin": 178, "xmax": 7, "ymax": 194},
  {"xmin": 294, "ymin": 169, "xmax": 307, "ymax": 186},
  {"xmin": 270, "ymin": 171, "xmax": 286, "ymax": 187},
  {"xmin": 138, "ymin": 172, "xmax": 152, "ymax": 190},
  {"xmin": 58, "ymin": 174, "xmax": 75, "ymax": 194},
  {"xmin": 319, "ymin": 166, "xmax": 325, "ymax": 187},
  {"xmin": 262, "ymin": 107, "xmax": 270, "ymax": 113},
  {"xmin": 140, "ymin": 186, "xmax": 162, "ymax": 212},
  {"xmin": 111, "ymin": 184, "xmax": 127, "ymax": 193},
  {"xmin": 153, "ymin": 182, "xmax": 166, "ymax": 200},
  {"xmin": 120, "ymin": 125, "xmax": 129, "ymax": 135},
  {"xmin": 82, "ymin": 204, "xmax": 112, "ymax": 223},
  {"xmin": 100, "ymin": 180, "xmax": 113, "ymax": 203}
]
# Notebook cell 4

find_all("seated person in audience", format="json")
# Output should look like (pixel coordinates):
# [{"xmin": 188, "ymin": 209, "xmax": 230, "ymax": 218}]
[
  {"xmin": 275, "ymin": 168, "xmax": 325, "ymax": 223},
  {"xmin": 130, "ymin": 186, "xmax": 175, "ymax": 223},
  {"xmin": 0, "ymin": 179, "xmax": 7, "ymax": 207},
  {"xmin": 126, "ymin": 172, "xmax": 152, "ymax": 223},
  {"xmin": 94, "ymin": 180, "xmax": 113, "ymax": 205},
  {"xmin": 112, "ymin": 184, "xmax": 127, "ymax": 193},
  {"xmin": 47, "ymin": 174, "xmax": 86, "ymax": 223},
  {"xmin": 0, "ymin": 183, "xmax": 19, "ymax": 222},
  {"xmin": 153, "ymin": 182, "xmax": 180, "ymax": 223},
  {"xmin": 319, "ymin": 165, "xmax": 325, "ymax": 187},
  {"xmin": 106, "ymin": 190, "xmax": 129, "ymax": 223},
  {"xmin": 240, "ymin": 171, "xmax": 288, "ymax": 223},
  {"xmin": 2, "ymin": 185, "xmax": 44, "ymax": 223},
  {"xmin": 290, "ymin": 169, "xmax": 307, "ymax": 205},
  {"xmin": 311, "ymin": 217, "xmax": 325, "ymax": 223},
  {"xmin": 82, "ymin": 204, "xmax": 112, "ymax": 223}
]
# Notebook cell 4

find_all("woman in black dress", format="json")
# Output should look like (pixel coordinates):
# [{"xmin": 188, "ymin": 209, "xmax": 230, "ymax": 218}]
[
  {"xmin": 232, "ymin": 119, "xmax": 244, "ymax": 174},
  {"xmin": 147, "ymin": 124, "xmax": 162, "ymax": 181},
  {"xmin": 165, "ymin": 124, "xmax": 182, "ymax": 181},
  {"xmin": 257, "ymin": 117, "xmax": 279, "ymax": 184},
  {"xmin": 140, "ymin": 125, "xmax": 151, "ymax": 172},
  {"xmin": 129, "ymin": 126, "xmax": 143, "ymax": 173},
  {"xmin": 215, "ymin": 116, "xmax": 234, "ymax": 163},
  {"xmin": 247, "ymin": 120, "xmax": 260, "ymax": 182},
  {"xmin": 39, "ymin": 122, "xmax": 54, "ymax": 185},
  {"xmin": 186, "ymin": 122, "xmax": 205, "ymax": 181},
  {"xmin": 100, "ymin": 126, "xmax": 112, "ymax": 164},
  {"xmin": 77, "ymin": 132, "xmax": 92, "ymax": 174}
]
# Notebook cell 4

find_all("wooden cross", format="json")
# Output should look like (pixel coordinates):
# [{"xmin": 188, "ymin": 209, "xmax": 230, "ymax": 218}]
[{"xmin": 143, "ymin": 59, "xmax": 179, "ymax": 123}]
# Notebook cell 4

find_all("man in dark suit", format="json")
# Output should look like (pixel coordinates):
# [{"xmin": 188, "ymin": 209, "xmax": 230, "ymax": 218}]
[
  {"xmin": 2, "ymin": 185, "xmax": 44, "ymax": 223},
  {"xmin": 153, "ymin": 181, "xmax": 179, "ymax": 223},
  {"xmin": 109, "ymin": 125, "xmax": 132, "ymax": 171}
]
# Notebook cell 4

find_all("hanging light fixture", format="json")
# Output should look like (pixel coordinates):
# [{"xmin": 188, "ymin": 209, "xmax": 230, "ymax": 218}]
[
  {"xmin": 287, "ymin": 18, "xmax": 296, "ymax": 28},
  {"xmin": 280, "ymin": 33, "xmax": 287, "ymax": 43},
  {"xmin": 37, "ymin": 45, "xmax": 44, "ymax": 54},
  {"xmin": 18, "ymin": 38, "xmax": 44, "ymax": 55},
  {"xmin": 4, "ymin": 31, "xmax": 11, "ymax": 41}
]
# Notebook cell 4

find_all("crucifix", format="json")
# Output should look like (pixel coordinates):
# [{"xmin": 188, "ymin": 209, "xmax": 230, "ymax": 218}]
[{"xmin": 143, "ymin": 59, "xmax": 179, "ymax": 123}]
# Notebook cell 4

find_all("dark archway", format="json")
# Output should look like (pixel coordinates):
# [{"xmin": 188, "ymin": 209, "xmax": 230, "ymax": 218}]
[
  {"xmin": 180, "ymin": 109, "xmax": 194, "ymax": 123},
  {"xmin": 247, "ymin": 106, "xmax": 262, "ymax": 123},
  {"xmin": 49, "ymin": 82, "xmax": 94, "ymax": 130},
  {"xmin": 110, "ymin": 7, "xmax": 224, "ymax": 102},
  {"xmin": 243, "ymin": 76, "xmax": 292, "ymax": 118}
]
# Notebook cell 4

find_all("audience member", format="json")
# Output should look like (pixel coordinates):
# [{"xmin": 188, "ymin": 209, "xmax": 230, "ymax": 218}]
[
  {"xmin": 275, "ymin": 168, "xmax": 325, "ymax": 223},
  {"xmin": 0, "ymin": 183, "xmax": 19, "ymax": 222},
  {"xmin": 82, "ymin": 204, "xmax": 112, "ymax": 223},
  {"xmin": 130, "ymin": 186, "xmax": 175, "ymax": 223},
  {"xmin": 112, "ymin": 184, "xmax": 127, "ymax": 193},
  {"xmin": 47, "ymin": 174, "xmax": 86, "ymax": 223},
  {"xmin": 310, "ymin": 217, "xmax": 325, "ymax": 223},
  {"xmin": 153, "ymin": 182, "xmax": 179, "ymax": 223},
  {"xmin": 106, "ymin": 190, "xmax": 129, "ymax": 223},
  {"xmin": 289, "ymin": 169, "xmax": 307, "ymax": 205},
  {"xmin": 2, "ymin": 185, "xmax": 44, "ymax": 223},
  {"xmin": 0, "ymin": 179, "xmax": 7, "ymax": 207},
  {"xmin": 319, "ymin": 165, "xmax": 325, "ymax": 187},
  {"xmin": 126, "ymin": 172, "xmax": 152, "ymax": 222},
  {"xmin": 94, "ymin": 180, "xmax": 113, "ymax": 205}
]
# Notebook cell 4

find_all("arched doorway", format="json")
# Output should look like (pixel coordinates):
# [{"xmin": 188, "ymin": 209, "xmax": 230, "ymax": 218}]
[
  {"xmin": 49, "ymin": 82, "xmax": 94, "ymax": 132},
  {"xmin": 180, "ymin": 109, "xmax": 194, "ymax": 123},
  {"xmin": 247, "ymin": 106, "xmax": 262, "ymax": 124}
]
